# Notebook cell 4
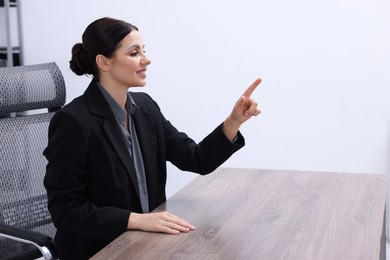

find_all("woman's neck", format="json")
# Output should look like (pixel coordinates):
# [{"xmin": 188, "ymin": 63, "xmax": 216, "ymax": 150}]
[{"xmin": 99, "ymin": 78, "xmax": 128, "ymax": 109}]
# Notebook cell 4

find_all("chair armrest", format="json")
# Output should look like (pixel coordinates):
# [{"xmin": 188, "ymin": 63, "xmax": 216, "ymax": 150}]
[
  {"xmin": 0, "ymin": 223, "xmax": 52, "ymax": 246},
  {"xmin": 0, "ymin": 223, "xmax": 56, "ymax": 259}
]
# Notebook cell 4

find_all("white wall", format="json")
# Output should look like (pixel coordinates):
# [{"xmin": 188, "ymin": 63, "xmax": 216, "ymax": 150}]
[{"xmin": 18, "ymin": 0, "xmax": 390, "ymax": 198}]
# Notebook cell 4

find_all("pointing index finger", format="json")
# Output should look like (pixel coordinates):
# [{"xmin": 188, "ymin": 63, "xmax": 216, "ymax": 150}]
[{"xmin": 242, "ymin": 78, "xmax": 262, "ymax": 97}]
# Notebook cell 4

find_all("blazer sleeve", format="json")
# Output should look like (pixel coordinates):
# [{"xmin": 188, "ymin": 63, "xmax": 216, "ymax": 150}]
[
  {"xmin": 166, "ymin": 120, "xmax": 245, "ymax": 174},
  {"xmin": 43, "ymin": 109, "xmax": 130, "ymax": 241},
  {"xmin": 138, "ymin": 93, "xmax": 245, "ymax": 175}
]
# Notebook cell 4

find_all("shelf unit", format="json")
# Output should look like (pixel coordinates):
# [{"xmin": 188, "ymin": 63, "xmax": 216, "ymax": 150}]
[{"xmin": 0, "ymin": 0, "xmax": 23, "ymax": 67}]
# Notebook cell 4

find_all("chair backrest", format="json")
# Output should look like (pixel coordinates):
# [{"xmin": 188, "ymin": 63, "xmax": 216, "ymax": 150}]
[{"xmin": 0, "ymin": 62, "xmax": 66, "ymax": 259}]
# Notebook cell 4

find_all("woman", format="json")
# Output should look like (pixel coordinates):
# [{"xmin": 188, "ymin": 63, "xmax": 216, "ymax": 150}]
[{"xmin": 44, "ymin": 17, "xmax": 261, "ymax": 259}]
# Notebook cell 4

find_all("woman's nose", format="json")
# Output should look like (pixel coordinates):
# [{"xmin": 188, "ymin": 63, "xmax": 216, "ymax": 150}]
[{"xmin": 142, "ymin": 55, "xmax": 151, "ymax": 65}]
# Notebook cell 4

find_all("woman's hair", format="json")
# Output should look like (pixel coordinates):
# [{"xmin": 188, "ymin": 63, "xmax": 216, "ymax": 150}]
[{"xmin": 69, "ymin": 17, "xmax": 138, "ymax": 78}]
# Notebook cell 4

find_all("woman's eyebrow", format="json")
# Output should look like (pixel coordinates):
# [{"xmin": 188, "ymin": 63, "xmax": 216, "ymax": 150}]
[{"xmin": 127, "ymin": 44, "xmax": 145, "ymax": 50}]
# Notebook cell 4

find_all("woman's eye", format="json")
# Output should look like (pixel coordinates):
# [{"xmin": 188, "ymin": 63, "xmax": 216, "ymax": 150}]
[{"xmin": 130, "ymin": 52, "xmax": 138, "ymax": 57}]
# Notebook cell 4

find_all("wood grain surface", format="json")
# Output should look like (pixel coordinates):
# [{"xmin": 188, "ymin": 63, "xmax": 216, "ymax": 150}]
[{"xmin": 91, "ymin": 168, "xmax": 387, "ymax": 260}]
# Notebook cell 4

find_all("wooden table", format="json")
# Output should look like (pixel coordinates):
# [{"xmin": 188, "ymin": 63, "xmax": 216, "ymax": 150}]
[{"xmin": 91, "ymin": 168, "xmax": 387, "ymax": 260}]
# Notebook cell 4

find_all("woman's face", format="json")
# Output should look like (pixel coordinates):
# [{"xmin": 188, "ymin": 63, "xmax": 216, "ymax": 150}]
[{"xmin": 106, "ymin": 30, "xmax": 151, "ymax": 87}]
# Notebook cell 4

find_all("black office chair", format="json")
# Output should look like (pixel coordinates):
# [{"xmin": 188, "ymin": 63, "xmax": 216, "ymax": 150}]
[{"xmin": 0, "ymin": 62, "xmax": 66, "ymax": 260}]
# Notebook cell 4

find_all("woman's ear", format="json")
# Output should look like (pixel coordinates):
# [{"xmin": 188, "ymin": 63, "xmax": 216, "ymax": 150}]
[{"xmin": 96, "ymin": 54, "xmax": 111, "ymax": 72}]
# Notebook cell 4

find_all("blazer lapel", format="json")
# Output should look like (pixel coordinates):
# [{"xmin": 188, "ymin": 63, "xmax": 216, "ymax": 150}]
[
  {"xmin": 132, "ymin": 105, "xmax": 158, "ymax": 187},
  {"xmin": 131, "ymin": 93, "xmax": 161, "ymax": 201},
  {"xmin": 83, "ymin": 80, "xmax": 141, "ymax": 198}
]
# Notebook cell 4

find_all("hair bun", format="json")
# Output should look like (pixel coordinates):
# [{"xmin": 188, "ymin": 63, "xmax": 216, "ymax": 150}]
[{"xmin": 69, "ymin": 43, "xmax": 93, "ymax": 75}]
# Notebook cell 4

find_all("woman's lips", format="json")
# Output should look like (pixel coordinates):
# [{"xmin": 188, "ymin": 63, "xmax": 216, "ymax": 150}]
[{"xmin": 137, "ymin": 69, "xmax": 147, "ymax": 77}]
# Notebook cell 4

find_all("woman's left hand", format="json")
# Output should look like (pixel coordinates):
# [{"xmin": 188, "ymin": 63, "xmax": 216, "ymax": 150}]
[
  {"xmin": 231, "ymin": 78, "xmax": 261, "ymax": 123},
  {"xmin": 223, "ymin": 78, "xmax": 262, "ymax": 141}
]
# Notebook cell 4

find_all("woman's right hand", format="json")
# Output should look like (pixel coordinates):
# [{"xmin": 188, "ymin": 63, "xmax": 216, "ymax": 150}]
[{"xmin": 127, "ymin": 211, "xmax": 195, "ymax": 235}]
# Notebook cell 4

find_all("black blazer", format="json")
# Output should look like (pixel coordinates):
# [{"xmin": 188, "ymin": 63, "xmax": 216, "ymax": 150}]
[{"xmin": 43, "ymin": 79, "xmax": 244, "ymax": 259}]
